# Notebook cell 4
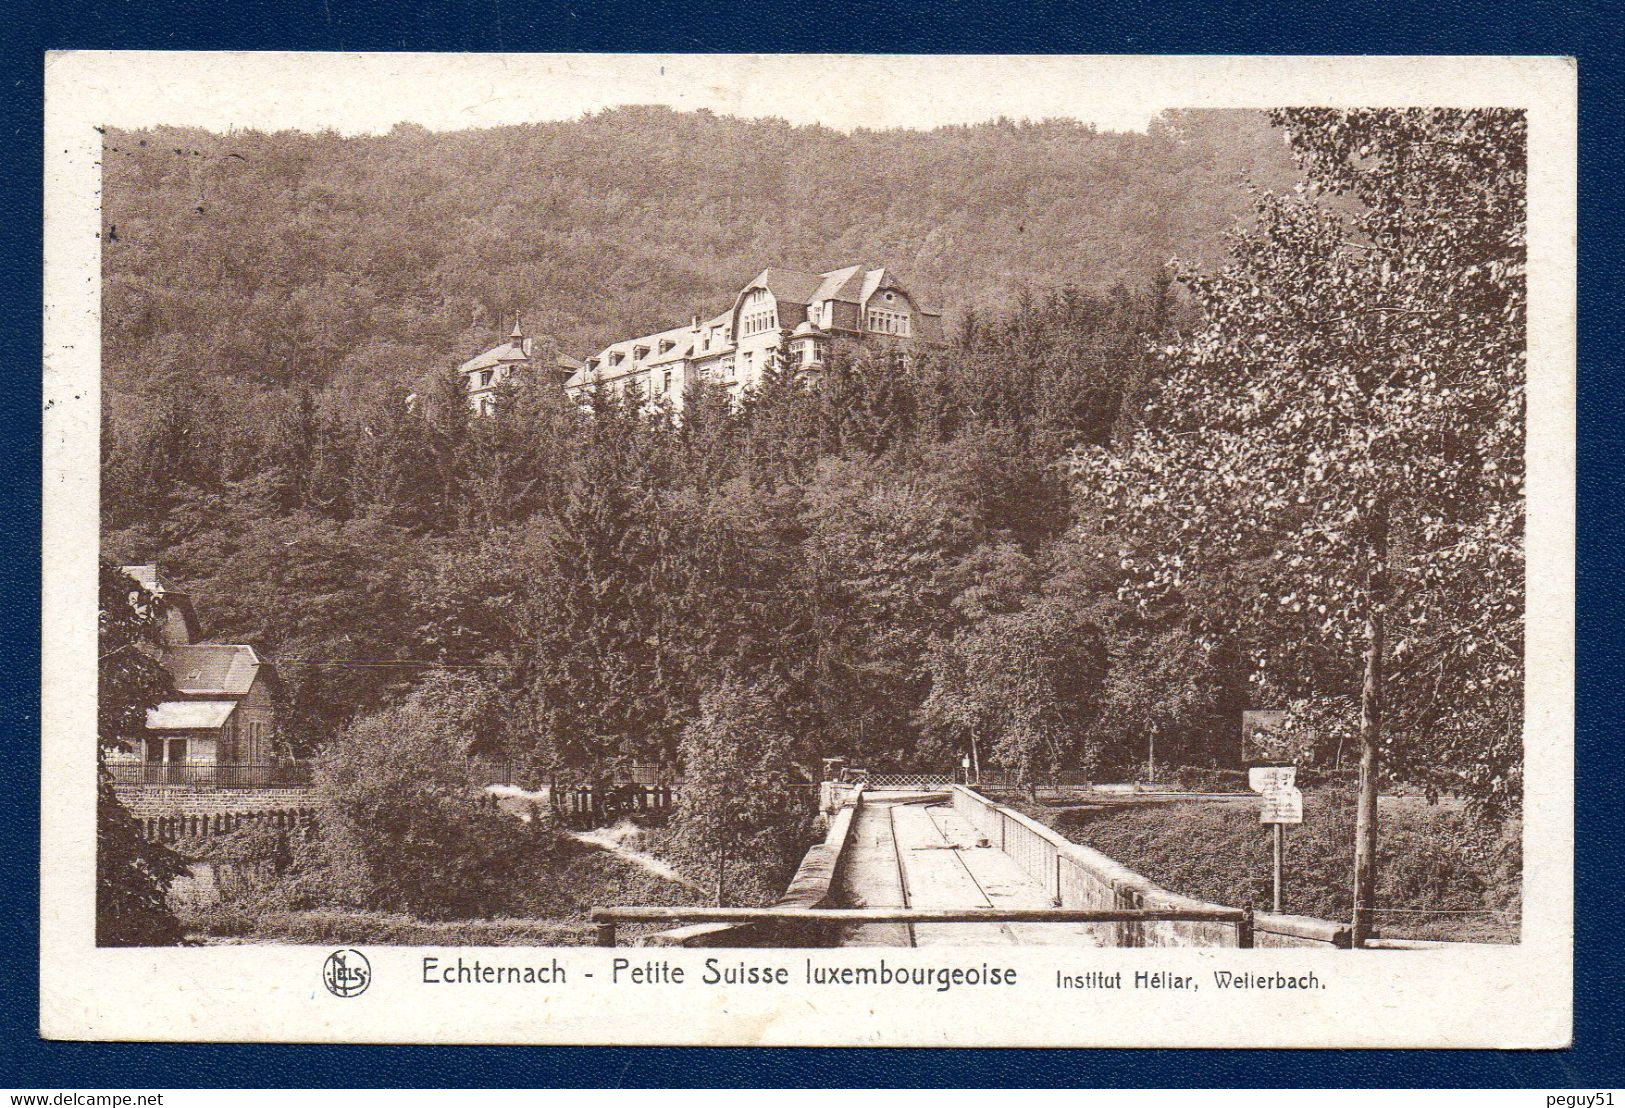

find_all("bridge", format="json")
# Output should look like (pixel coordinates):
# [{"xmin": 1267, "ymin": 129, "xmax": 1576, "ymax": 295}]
[{"xmin": 594, "ymin": 782, "xmax": 1352, "ymax": 949}]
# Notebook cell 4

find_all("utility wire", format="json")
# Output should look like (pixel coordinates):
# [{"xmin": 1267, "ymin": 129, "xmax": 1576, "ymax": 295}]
[{"xmin": 276, "ymin": 658, "xmax": 517, "ymax": 668}]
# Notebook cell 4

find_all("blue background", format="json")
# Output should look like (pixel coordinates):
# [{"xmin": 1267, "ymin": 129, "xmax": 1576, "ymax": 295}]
[{"xmin": 4, "ymin": 0, "xmax": 1617, "ymax": 1088}]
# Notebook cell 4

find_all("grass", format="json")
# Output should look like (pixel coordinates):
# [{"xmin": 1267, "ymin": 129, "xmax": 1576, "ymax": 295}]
[
  {"xmin": 1002, "ymin": 787, "xmax": 1521, "ymax": 943},
  {"xmin": 192, "ymin": 907, "xmax": 598, "ymax": 946},
  {"xmin": 180, "ymin": 826, "xmax": 709, "ymax": 945}
]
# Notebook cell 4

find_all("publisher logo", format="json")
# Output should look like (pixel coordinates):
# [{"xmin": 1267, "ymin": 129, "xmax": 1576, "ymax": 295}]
[{"xmin": 323, "ymin": 948, "xmax": 371, "ymax": 997}]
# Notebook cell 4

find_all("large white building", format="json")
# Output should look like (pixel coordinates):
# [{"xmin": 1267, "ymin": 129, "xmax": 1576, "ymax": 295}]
[{"xmin": 563, "ymin": 263, "xmax": 945, "ymax": 411}]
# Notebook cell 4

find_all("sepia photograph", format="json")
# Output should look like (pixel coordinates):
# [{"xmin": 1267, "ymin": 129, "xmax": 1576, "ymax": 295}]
[{"xmin": 40, "ymin": 52, "xmax": 1575, "ymax": 1047}]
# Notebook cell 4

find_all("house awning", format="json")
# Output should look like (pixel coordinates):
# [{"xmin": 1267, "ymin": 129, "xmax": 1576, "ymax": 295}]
[{"xmin": 146, "ymin": 700, "xmax": 236, "ymax": 731}]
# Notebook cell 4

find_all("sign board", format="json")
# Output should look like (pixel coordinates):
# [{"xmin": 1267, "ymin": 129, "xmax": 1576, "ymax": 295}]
[
  {"xmin": 1259, "ymin": 786, "xmax": 1304, "ymax": 824},
  {"xmin": 1248, "ymin": 764, "xmax": 1296, "ymax": 793},
  {"xmin": 1249, "ymin": 763, "xmax": 1303, "ymax": 825},
  {"xmin": 1241, "ymin": 709, "xmax": 1287, "ymax": 760}
]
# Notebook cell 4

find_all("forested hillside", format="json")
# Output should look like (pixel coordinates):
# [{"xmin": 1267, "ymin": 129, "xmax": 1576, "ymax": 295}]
[
  {"xmin": 97, "ymin": 106, "xmax": 1528, "ymax": 939},
  {"xmin": 100, "ymin": 105, "xmax": 1298, "ymax": 770},
  {"xmin": 101, "ymin": 106, "xmax": 1522, "ymax": 824},
  {"xmin": 101, "ymin": 107, "xmax": 1293, "ymax": 399}
]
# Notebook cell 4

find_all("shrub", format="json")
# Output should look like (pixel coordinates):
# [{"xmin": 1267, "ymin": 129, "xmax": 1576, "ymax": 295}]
[
  {"xmin": 96, "ymin": 765, "xmax": 189, "ymax": 946},
  {"xmin": 310, "ymin": 695, "xmax": 546, "ymax": 919},
  {"xmin": 1166, "ymin": 765, "xmax": 1250, "ymax": 792},
  {"xmin": 664, "ymin": 679, "xmax": 817, "ymax": 906},
  {"xmin": 186, "ymin": 907, "xmax": 596, "ymax": 946}
]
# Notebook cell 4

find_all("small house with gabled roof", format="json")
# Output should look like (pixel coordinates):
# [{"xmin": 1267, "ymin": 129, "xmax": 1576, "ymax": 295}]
[{"xmin": 120, "ymin": 565, "xmax": 283, "ymax": 783}]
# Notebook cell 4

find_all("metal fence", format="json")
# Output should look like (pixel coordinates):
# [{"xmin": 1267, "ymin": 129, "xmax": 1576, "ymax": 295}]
[
  {"xmin": 847, "ymin": 772, "xmax": 960, "ymax": 790},
  {"xmin": 107, "ymin": 761, "xmax": 314, "ymax": 788}
]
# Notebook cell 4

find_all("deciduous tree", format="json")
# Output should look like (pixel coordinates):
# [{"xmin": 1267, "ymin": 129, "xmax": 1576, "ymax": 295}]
[{"xmin": 1076, "ymin": 109, "xmax": 1525, "ymax": 943}]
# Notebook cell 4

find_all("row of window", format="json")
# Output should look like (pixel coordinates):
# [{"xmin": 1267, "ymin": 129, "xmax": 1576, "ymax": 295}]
[
  {"xmin": 743, "ymin": 310, "xmax": 778, "ymax": 336},
  {"xmin": 866, "ymin": 308, "xmax": 911, "ymax": 336}
]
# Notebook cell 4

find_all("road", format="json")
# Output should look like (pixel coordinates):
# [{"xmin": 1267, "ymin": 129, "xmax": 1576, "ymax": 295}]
[{"xmin": 829, "ymin": 794, "xmax": 1109, "ymax": 947}]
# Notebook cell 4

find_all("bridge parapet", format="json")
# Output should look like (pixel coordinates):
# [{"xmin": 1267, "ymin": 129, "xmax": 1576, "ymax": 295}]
[{"xmin": 948, "ymin": 786, "xmax": 1350, "ymax": 949}]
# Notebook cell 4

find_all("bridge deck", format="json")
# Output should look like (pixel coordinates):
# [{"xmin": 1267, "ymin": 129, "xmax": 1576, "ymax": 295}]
[{"xmin": 831, "ymin": 795, "xmax": 1108, "ymax": 947}]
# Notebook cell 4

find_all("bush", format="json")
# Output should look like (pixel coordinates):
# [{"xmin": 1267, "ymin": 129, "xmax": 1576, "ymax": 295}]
[
  {"xmin": 184, "ymin": 906, "xmax": 596, "ymax": 946},
  {"xmin": 97, "ymin": 766, "xmax": 189, "ymax": 946},
  {"xmin": 664, "ymin": 679, "xmax": 818, "ymax": 906},
  {"xmin": 193, "ymin": 802, "xmax": 708, "ymax": 928},
  {"xmin": 1166, "ymin": 766, "xmax": 1250, "ymax": 792},
  {"xmin": 309, "ymin": 694, "xmax": 547, "ymax": 919}
]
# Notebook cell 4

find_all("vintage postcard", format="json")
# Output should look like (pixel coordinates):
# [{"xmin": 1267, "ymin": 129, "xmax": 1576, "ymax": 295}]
[{"xmin": 41, "ymin": 52, "xmax": 1574, "ymax": 1047}]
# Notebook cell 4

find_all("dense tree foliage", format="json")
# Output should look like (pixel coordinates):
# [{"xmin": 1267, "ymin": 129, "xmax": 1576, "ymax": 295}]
[
  {"xmin": 101, "ymin": 109, "xmax": 1524, "ymax": 917},
  {"xmin": 97, "ymin": 564, "xmax": 188, "ymax": 946},
  {"xmin": 102, "ymin": 108, "xmax": 1292, "ymax": 402},
  {"xmin": 304, "ymin": 674, "xmax": 545, "ymax": 919},
  {"xmin": 104, "ymin": 278, "xmax": 1181, "ymax": 774},
  {"xmin": 1072, "ymin": 108, "xmax": 1526, "ymax": 941},
  {"xmin": 665, "ymin": 680, "xmax": 818, "ymax": 905}
]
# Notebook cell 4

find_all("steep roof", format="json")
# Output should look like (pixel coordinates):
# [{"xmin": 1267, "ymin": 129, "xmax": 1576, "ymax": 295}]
[
  {"xmin": 459, "ymin": 336, "xmax": 532, "ymax": 375},
  {"xmin": 749, "ymin": 267, "xmax": 826, "ymax": 306},
  {"xmin": 859, "ymin": 266, "xmax": 889, "ymax": 305},
  {"xmin": 811, "ymin": 264, "xmax": 868, "ymax": 303},
  {"xmin": 120, "ymin": 563, "xmax": 200, "ymax": 645},
  {"xmin": 146, "ymin": 700, "xmax": 238, "ymax": 731},
  {"xmin": 121, "ymin": 564, "xmax": 176, "ymax": 595},
  {"xmin": 581, "ymin": 321, "xmax": 698, "ymax": 384},
  {"xmin": 161, "ymin": 644, "xmax": 266, "ymax": 697}
]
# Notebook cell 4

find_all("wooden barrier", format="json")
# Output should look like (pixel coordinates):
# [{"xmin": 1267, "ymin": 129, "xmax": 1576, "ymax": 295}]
[
  {"xmin": 550, "ymin": 784, "xmax": 676, "ymax": 829},
  {"xmin": 140, "ymin": 806, "xmax": 318, "ymax": 844}
]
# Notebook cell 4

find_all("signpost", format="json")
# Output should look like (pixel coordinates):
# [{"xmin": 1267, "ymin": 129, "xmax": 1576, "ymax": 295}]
[{"xmin": 1249, "ymin": 764, "xmax": 1303, "ymax": 913}]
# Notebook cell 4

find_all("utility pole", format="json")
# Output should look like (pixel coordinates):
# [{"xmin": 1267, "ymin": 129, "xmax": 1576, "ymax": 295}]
[
  {"xmin": 1352, "ymin": 501, "xmax": 1389, "ymax": 948},
  {"xmin": 1272, "ymin": 823, "xmax": 1284, "ymax": 913}
]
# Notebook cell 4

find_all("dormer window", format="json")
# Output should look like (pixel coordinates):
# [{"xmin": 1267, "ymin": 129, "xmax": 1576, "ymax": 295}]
[
  {"xmin": 609, "ymin": 352, "xmax": 625, "ymax": 367},
  {"xmin": 659, "ymin": 339, "xmax": 675, "ymax": 355},
  {"xmin": 634, "ymin": 345, "xmax": 649, "ymax": 362}
]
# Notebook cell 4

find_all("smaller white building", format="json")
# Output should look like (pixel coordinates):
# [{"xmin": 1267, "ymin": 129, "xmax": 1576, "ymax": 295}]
[{"xmin": 459, "ymin": 319, "xmax": 586, "ymax": 415}]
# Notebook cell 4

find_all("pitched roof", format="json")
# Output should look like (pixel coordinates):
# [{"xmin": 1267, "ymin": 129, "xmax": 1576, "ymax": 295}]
[
  {"xmin": 162, "ymin": 644, "xmax": 264, "ymax": 697},
  {"xmin": 749, "ymin": 267, "xmax": 826, "ymax": 305},
  {"xmin": 581, "ymin": 320, "xmax": 699, "ymax": 384},
  {"xmin": 146, "ymin": 700, "xmax": 237, "ymax": 731},
  {"xmin": 459, "ymin": 337, "xmax": 532, "ymax": 375},
  {"xmin": 858, "ymin": 266, "xmax": 889, "ymax": 305},
  {"xmin": 811, "ymin": 264, "xmax": 868, "ymax": 303}
]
